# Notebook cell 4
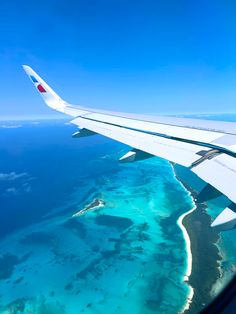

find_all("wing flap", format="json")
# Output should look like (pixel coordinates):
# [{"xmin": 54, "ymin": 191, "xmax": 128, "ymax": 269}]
[
  {"xmin": 71, "ymin": 116, "xmax": 208, "ymax": 167},
  {"xmin": 192, "ymin": 154, "xmax": 236, "ymax": 204},
  {"xmin": 211, "ymin": 207, "xmax": 236, "ymax": 231}
]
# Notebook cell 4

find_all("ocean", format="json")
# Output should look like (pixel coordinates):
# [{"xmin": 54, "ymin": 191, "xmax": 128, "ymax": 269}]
[{"xmin": 0, "ymin": 118, "xmax": 235, "ymax": 314}]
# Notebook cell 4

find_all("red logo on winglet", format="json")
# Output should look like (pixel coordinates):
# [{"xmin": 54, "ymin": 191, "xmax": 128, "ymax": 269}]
[{"xmin": 37, "ymin": 84, "xmax": 46, "ymax": 93}]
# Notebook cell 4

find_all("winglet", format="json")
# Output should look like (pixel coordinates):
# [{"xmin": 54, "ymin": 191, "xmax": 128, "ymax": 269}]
[{"xmin": 22, "ymin": 65, "xmax": 67, "ymax": 113}]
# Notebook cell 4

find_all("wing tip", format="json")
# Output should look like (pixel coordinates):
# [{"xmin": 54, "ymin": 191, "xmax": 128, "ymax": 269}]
[{"xmin": 22, "ymin": 65, "xmax": 33, "ymax": 74}]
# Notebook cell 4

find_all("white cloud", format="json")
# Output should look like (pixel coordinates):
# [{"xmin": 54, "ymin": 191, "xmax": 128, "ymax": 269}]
[
  {"xmin": 0, "ymin": 172, "xmax": 28, "ymax": 181},
  {"xmin": 0, "ymin": 172, "xmax": 35, "ymax": 196},
  {"xmin": 5, "ymin": 183, "xmax": 31, "ymax": 195},
  {"xmin": 0, "ymin": 124, "xmax": 22, "ymax": 128},
  {"xmin": 5, "ymin": 187, "xmax": 17, "ymax": 195},
  {"xmin": 22, "ymin": 182, "xmax": 32, "ymax": 193}
]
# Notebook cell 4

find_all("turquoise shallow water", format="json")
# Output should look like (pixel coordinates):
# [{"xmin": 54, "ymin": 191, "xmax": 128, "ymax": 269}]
[
  {"xmin": 0, "ymin": 120, "xmax": 194, "ymax": 314},
  {"xmin": 0, "ymin": 118, "xmax": 236, "ymax": 313}
]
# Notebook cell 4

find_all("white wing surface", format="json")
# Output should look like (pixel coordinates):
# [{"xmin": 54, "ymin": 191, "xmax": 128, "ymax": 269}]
[{"xmin": 23, "ymin": 65, "xmax": 236, "ymax": 230}]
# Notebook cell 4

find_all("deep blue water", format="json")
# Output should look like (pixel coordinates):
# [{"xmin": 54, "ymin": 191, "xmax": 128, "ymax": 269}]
[{"xmin": 0, "ymin": 121, "xmax": 126, "ymax": 238}]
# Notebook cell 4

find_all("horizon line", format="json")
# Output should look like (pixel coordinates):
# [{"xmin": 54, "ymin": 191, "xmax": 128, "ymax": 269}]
[{"xmin": 1, "ymin": 111, "xmax": 236, "ymax": 122}]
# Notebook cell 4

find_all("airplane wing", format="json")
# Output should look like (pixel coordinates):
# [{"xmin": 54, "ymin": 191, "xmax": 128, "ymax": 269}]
[{"xmin": 23, "ymin": 65, "xmax": 236, "ymax": 231}]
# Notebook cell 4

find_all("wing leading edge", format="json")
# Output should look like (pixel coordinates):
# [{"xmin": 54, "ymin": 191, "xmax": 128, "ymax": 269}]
[{"xmin": 23, "ymin": 65, "xmax": 236, "ymax": 231}]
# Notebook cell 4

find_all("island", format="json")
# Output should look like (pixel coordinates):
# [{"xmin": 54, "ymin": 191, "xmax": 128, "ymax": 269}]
[{"xmin": 72, "ymin": 199, "xmax": 105, "ymax": 217}]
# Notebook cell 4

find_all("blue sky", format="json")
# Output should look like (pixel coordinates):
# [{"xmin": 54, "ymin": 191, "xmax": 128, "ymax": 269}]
[{"xmin": 1, "ymin": 0, "xmax": 236, "ymax": 119}]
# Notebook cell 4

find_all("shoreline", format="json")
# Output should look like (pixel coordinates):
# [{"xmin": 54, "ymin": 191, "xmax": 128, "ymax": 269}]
[
  {"xmin": 177, "ymin": 206, "xmax": 196, "ymax": 313},
  {"xmin": 170, "ymin": 163, "xmax": 222, "ymax": 313},
  {"xmin": 172, "ymin": 164, "xmax": 222, "ymax": 314},
  {"xmin": 169, "ymin": 164, "xmax": 196, "ymax": 312}
]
